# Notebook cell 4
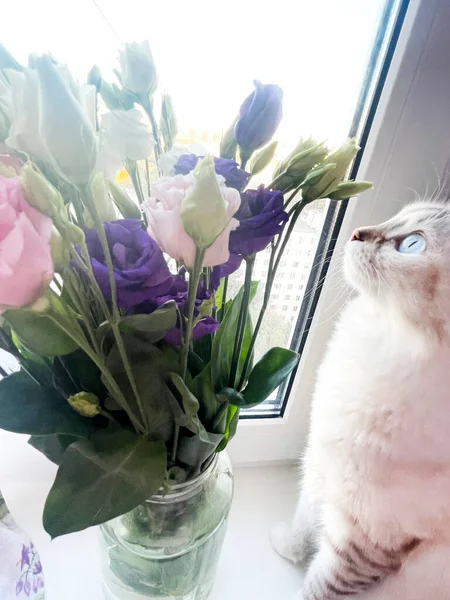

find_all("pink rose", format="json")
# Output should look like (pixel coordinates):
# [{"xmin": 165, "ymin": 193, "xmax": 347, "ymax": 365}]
[
  {"xmin": 0, "ymin": 176, "xmax": 53, "ymax": 311},
  {"xmin": 143, "ymin": 173, "xmax": 240, "ymax": 267}
]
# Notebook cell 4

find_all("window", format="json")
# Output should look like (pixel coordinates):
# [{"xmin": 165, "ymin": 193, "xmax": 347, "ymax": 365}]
[
  {"xmin": 285, "ymin": 295, "xmax": 291, "ymax": 301},
  {"xmin": 287, "ymin": 284, "xmax": 294, "ymax": 290},
  {"xmin": 264, "ymin": 259, "xmax": 269, "ymax": 266},
  {"xmin": 290, "ymin": 273, "xmax": 296, "ymax": 280},
  {"xmin": 261, "ymin": 271, "xmax": 267, "ymax": 278},
  {"xmin": 293, "ymin": 261, "xmax": 299, "ymax": 268},
  {"xmin": 282, "ymin": 305, "xmax": 288, "ymax": 311},
  {"xmin": 296, "ymin": 295, "xmax": 302, "ymax": 301},
  {"xmin": 230, "ymin": 0, "xmax": 437, "ymax": 463},
  {"xmin": 274, "ymin": 283, "xmax": 281, "ymax": 290}
]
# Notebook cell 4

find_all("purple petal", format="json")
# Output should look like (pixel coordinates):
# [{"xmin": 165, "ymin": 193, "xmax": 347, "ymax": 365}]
[
  {"xmin": 230, "ymin": 186, "xmax": 288, "ymax": 256},
  {"xmin": 81, "ymin": 219, "xmax": 177, "ymax": 310},
  {"xmin": 235, "ymin": 82, "xmax": 283, "ymax": 152},
  {"xmin": 16, "ymin": 580, "xmax": 23, "ymax": 596},
  {"xmin": 20, "ymin": 545, "xmax": 30, "ymax": 569},
  {"xmin": 174, "ymin": 154, "xmax": 250, "ymax": 190},
  {"xmin": 24, "ymin": 580, "xmax": 31, "ymax": 596}
]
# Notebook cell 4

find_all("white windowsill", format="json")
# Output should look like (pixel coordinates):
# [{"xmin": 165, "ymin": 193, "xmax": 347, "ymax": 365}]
[{"xmin": 0, "ymin": 432, "xmax": 302, "ymax": 600}]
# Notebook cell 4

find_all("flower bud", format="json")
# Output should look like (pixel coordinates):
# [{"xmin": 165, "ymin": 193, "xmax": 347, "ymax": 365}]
[
  {"xmin": 49, "ymin": 227, "xmax": 70, "ymax": 271},
  {"xmin": 119, "ymin": 40, "xmax": 158, "ymax": 98},
  {"xmin": 220, "ymin": 118, "xmax": 238, "ymax": 160},
  {"xmin": 235, "ymin": 81, "xmax": 283, "ymax": 158},
  {"xmin": 34, "ymin": 55, "xmax": 97, "ymax": 185},
  {"xmin": 181, "ymin": 155, "xmax": 236, "ymax": 249},
  {"xmin": 248, "ymin": 140, "xmax": 278, "ymax": 175},
  {"xmin": 107, "ymin": 179, "xmax": 141, "ymax": 219},
  {"xmin": 87, "ymin": 64, "xmax": 102, "ymax": 92},
  {"xmin": 60, "ymin": 220, "xmax": 85, "ymax": 246},
  {"xmin": 328, "ymin": 180, "xmax": 373, "ymax": 200},
  {"xmin": 20, "ymin": 163, "xmax": 64, "ymax": 219},
  {"xmin": 67, "ymin": 392, "xmax": 100, "ymax": 418},
  {"xmin": 272, "ymin": 139, "xmax": 328, "ymax": 193},
  {"xmin": 85, "ymin": 172, "xmax": 117, "ymax": 225},
  {"xmin": 160, "ymin": 92, "xmax": 178, "ymax": 151},
  {"xmin": 302, "ymin": 138, "xmax": 360, "ymax": 203}
]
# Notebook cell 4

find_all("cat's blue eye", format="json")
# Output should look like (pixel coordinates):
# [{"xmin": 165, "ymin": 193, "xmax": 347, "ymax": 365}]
[{"xmin": 397, "ymin": 233, "xmax": 427, "ymax": 254}]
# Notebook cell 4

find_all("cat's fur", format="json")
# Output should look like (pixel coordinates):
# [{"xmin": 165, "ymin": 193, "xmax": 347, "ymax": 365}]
[{"xmin": 272, "ymin": 202, "xmax": 450, "ymax": 599}]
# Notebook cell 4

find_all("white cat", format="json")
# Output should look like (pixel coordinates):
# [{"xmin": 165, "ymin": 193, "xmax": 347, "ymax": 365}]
[{"xmin": 272, "ymin": 202, "xmax": 450, "ymax": 599}]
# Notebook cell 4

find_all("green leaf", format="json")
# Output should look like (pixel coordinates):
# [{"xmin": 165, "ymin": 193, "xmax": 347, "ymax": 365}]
[
  {"xmin": 242, "ymin": 347, "xmax": 299, "ymax": 408},
  {"xmin": 28, "ymin": 434, "xmax": 78, "ymax": 465},
  {"xmin": 3, "ymin": 308, "xmax": 79, "ymax": 356},
  {"xmin": 105, "ymin": 335, "xmax": 176, "ymax": 442},
  {"xmin": 210, "ymin": 281, "xmax": 258, "ymax": 392},
  {"xmin": 0, "ymin": 371, "xmax": 95, "ymax": 437},
  {"xmin": 43, "ymin": 428, "xmax": 167, "ymax": 537},
  {"xmin": 167, "ymin": 372, "xmax": 210, "ymax": 442},
  {"xmin": 56, "ymin": 350, "xmax": 106, "ymax": 399},
  {"xmin": 193, "ymin": 363, "xmax": 218, "ymax": 426},
  {"xmin": 118, "ymin": 301, "xmax": 177, "ymax": 342},
  {"xmin": 217, "ymin": 387, "xmax": 245, "ymax": 408},
  {"xmin": 217, "ymin": 405, "xmax": 239, "ymax": 452},
  {"xmin": 177, "ymin": 431, "xmax": 223, "ymax": 469}
]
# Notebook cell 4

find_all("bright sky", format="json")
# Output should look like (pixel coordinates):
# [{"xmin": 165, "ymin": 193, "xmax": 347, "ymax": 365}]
[{"xmin": 1, "ymin": 0, "xmax": 386, "ymax": 153}]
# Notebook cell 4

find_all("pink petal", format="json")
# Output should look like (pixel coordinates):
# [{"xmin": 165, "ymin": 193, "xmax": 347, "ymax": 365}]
[{"xmin": 0, "ymin": 213, "xmax": 53, "ymax": 310}]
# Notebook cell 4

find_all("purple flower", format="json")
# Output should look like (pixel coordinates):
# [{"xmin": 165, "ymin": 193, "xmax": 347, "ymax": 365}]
[
  {"xmin": 84, "ymin": 219, "xmax": 176, "ymax": 310},
  {"xmin": 211, "ymin": 253, "xmax": 243, "ymax": 290},
  {"xmin": 174, "ymin": 154, "xmax": 250, "ymax": 190},
  {"xmin": 23, "ymin": 580, "xmax": 31, "ymax": 596},
  {"xmin": 143, "ymin": 277, "xmax": 219, "ymax": 345},
  {"xmin": 235, "ymin": 81, "xmax": 283, "ymax": 156},
  {"xmin": 20, "ymin": 545, "xmax": 30, "ymax": 569},
  {"xmin": 229, "ymin": 186, "xmax": 288, "ymax": 257},
  {"xmin": 33, "ymin": 560, "xmax": 42, "ymax": 575},
  {"xmin": 16, "ymin": 580, "xmax": 23, "ymax": 596}
]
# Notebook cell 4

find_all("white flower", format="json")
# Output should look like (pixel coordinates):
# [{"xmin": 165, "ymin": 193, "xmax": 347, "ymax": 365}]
[
  {"xmin": 157, "ymin": 144, "xmax": 207, "ymax": 177},
  {"xmin": 4, "ymin": 57, "xmax": 97, "ymax": 185},
  {"xmin": 118, "ymin": 41, "xmax": 157, "ymax": 98},
  {"xmin": 97, "ymin": 108, "xmax": 154, "ymax": 177},
  {"xmin": 4, "ymin": 68, "xmax": 48, "ymax": 160}
]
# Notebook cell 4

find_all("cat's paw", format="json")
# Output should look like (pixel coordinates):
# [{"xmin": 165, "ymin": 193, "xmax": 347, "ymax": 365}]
[{"xmin": 270, "ymin": 522, "xmax": 297, "ymax": 562}]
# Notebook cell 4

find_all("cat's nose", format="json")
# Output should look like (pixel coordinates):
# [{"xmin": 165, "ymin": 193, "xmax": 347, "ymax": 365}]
[{"xmin": 351, "ymin": 229, "xmax": 363, "ymax": 241}]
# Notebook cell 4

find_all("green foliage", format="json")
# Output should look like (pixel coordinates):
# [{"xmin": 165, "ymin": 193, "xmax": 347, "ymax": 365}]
[
  {"xmin": 43, "ymin": 428, "xmax": 167, "ymax": 537},
  {"xmin": 210, "ymin": 281, "xmax": 258, "ymax": 391},
  {"xmin": 105, "ymin": 335, "xmax": 175, "ymax": 442},
  {"xmin": 3, "ymin": 308, "xmax": 79, "ymax": 356},
  {"xmin": 28, "ymin": 434, "xmax": 78, "ymax": 465},
  {"xmin": 118, "ymin": 301, "xmax": 177, "ymax": 341},
  {"xmin": 242, "ymin": 347, "xmax": 299, "ymax": 408},
  {"xmin": 0, "ymin": 371, "xmax": 95, "ymax": 437}
]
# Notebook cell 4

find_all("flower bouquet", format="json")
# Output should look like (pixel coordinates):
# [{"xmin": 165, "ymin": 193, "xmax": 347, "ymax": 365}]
[{"xmin": 0, "ymin": 40, "xmax": 371, "ymax": 599}]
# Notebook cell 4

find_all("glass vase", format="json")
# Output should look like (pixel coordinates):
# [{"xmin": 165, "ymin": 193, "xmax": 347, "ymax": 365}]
[{"xmin": 100, "ymin": 452, "xmax": 234, "ymax": 600}]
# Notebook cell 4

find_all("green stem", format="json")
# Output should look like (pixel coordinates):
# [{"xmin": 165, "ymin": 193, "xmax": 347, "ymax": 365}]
[
  {"xmin": 141, "ymin": 99, "xmax": 162, "ymax": 160},
  {"xmin": 46, "ymin": 314, "xmax": 144, "ymax": 434},
  {"xmin": 63, "ymin": 273, "xmax": 101, "ymax": 354},
  {"xmin": 79, "ymin": 184, "xmax": 147, "ymax": 432},
  {"xmin": 229, "ymin": 256, "xmax": 254, "ymax": 388},
  {"xmin": 267, "ymin": 170, "xmax": 288, "ymax": 190},
  {"xmin": 237, "ymin": 204, "xmax": 305, "ymax": 389},
  {"xmin": 284, "ymin": 184, "xmax": 302, "ymax": 209},
  {"xmin": 145, "ymin": 158, "xmax": 151, "ymax": 197},
  {"xmin": 112, "ymin": 322, "xmax": 148, "ymax": 432},
  {"xmin": 218, "ymin": 276, "xmax": 228, "ymax": 322},
  {"xmin": 124, "ymin": 159, "xmax": 145, "ymax": 206},
  {"xmin": 171, "ymin": 424, "xmax": 180, "ymax": 463},
  {"xmin": 181, "ymin": 248, "xmax": 205, "ymax": 381}
]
